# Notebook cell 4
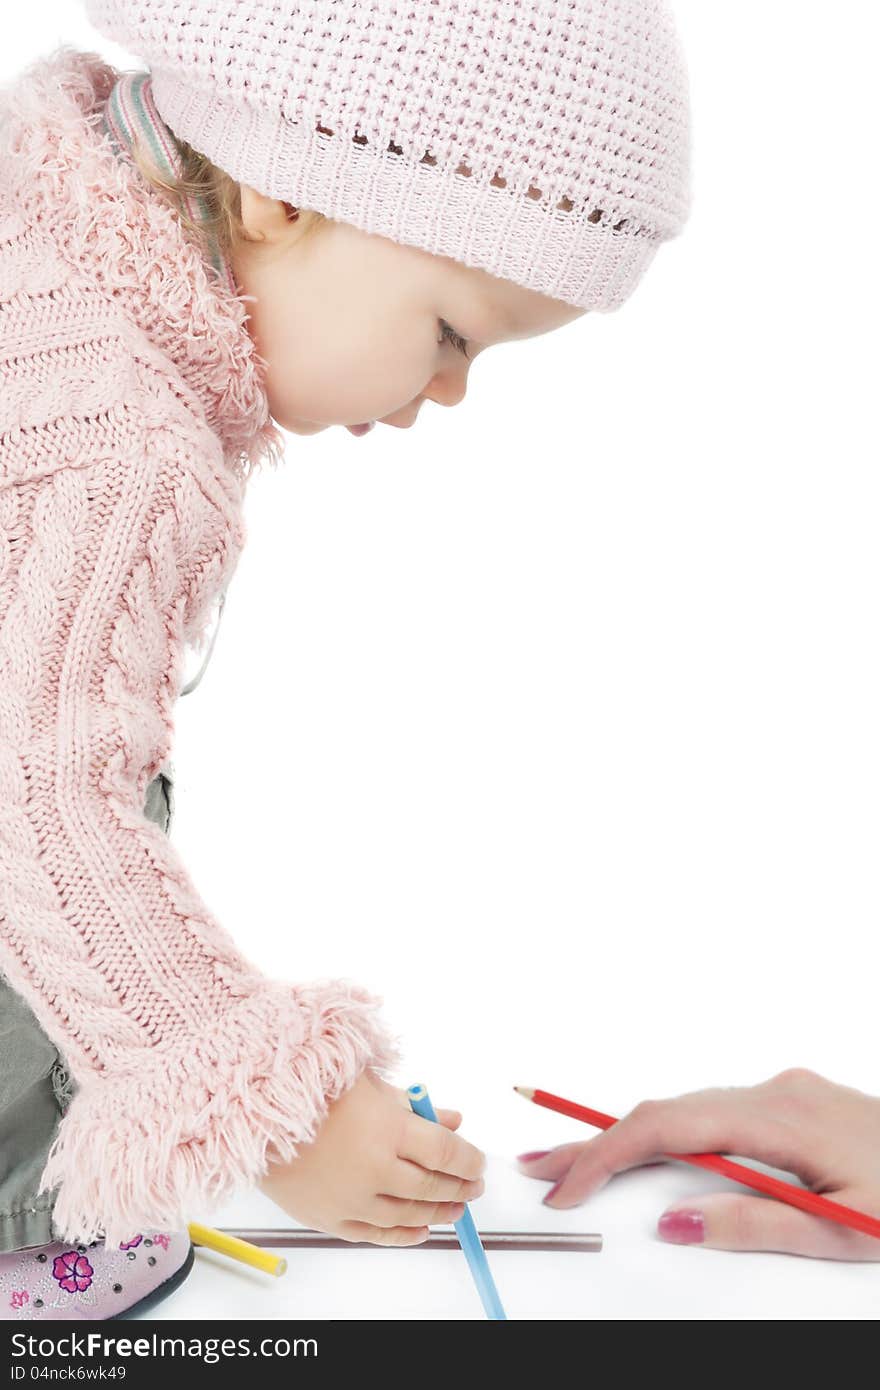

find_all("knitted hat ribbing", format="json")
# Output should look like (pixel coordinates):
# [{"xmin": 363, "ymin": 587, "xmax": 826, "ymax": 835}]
[{"xmin": 84, "ymin": 0, "xmax": 691, "ymax": 312}]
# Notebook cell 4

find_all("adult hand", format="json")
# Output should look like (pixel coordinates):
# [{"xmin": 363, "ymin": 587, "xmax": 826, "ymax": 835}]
[{"xmin": 518, "ymin": 1069, "xmax": 880, "ymax": 1259}]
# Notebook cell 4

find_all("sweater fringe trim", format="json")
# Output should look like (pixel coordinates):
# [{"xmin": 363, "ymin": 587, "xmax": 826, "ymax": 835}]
[{"xmin": 38, "ymin": 981, "xmax": 401, "ymax": 1246}]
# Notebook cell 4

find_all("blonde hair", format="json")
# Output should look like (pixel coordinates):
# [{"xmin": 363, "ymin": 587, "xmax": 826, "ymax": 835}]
[{"xmin": 128, "ymin": 128, "xmax": 324, "ymax": 259}]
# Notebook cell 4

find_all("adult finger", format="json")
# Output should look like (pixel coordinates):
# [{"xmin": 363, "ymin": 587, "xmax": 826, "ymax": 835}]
[
  {"xmin": 543, "ymin": 1081, "xmax": 827, "ymax": 1209},
  {"xmin": 516, "ymin": 1142, "xmax": 596, "ymax": 1184},
  {"xmin": 657, "ymin": 1192, "xmax": 880, "ymax": 1261}
]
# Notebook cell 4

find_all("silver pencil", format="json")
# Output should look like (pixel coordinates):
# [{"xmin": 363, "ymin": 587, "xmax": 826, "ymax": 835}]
[{"xmin": 216, "ymin": 1228, "xmax": 602, "ymax": 1253}]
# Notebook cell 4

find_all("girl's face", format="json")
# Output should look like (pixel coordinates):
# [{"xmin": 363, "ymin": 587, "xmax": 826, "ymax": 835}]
[{"xmin": 230, "ymin": 185, "xmax": 586, "ymax": 437}]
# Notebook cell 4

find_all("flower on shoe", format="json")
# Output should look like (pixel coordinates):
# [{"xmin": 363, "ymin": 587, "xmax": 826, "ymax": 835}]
[{"xmin": 52, "ymin": 1251, "xmax": 94, "ymax": 1293}]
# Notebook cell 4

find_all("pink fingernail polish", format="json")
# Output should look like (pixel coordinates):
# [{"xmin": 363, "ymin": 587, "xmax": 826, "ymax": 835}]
[
  {"xmin": 543, "ymin": 1182, "xmax": 563, "ymax": 1205},
  {"xmin": 658, "ymin": 1209, "xmax": 705, "ymax": 1244},
  {"xmin": 517, "ymin": 1150, "xmax": 550, "ymax": 1163}
]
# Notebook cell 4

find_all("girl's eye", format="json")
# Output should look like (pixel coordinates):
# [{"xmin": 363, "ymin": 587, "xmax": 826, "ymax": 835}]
[{"xmin": 439, "ymin": 320, "xmax": 470, "ymax": 360}]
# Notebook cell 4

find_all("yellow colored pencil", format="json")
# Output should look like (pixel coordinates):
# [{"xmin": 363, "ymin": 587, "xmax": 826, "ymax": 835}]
[{"xmin": 188, "ymin": 1222, "xmax": 288, "ymax": 1277}]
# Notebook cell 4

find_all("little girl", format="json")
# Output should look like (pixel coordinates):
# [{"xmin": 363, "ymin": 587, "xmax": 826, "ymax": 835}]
[{"xmin": 0, "ymin": 0, "xmax": 690, "ymax": 1318}]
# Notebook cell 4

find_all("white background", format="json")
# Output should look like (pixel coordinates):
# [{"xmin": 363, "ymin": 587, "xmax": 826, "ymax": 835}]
[{"xmin": 4, "ymin": 3, "xmax": 879, "ymax": 1318}]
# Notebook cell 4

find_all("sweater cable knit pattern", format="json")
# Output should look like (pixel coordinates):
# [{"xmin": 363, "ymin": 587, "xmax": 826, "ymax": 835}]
[
  {"xmin": 84, "ymin": 0, "xmax": 692, "ymax": 313},
  {"xmin": 102, "ymin": 63, "xmax": 238, "ymax": 697},
  {"xmin": 0, "ymin": 48, "xmax": 400, "ymax": 1246}
]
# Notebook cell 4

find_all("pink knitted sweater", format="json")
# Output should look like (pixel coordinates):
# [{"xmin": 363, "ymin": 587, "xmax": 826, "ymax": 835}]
[{"xmin": 0, "ymin": 48, "xmax": 400, "ymax": 1246}]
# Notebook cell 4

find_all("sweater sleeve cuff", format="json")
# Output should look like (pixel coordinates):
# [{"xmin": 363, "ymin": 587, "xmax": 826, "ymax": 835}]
[{"xmin": 37, "ymin": 979, "xmax": 401, "ymax": 1246}]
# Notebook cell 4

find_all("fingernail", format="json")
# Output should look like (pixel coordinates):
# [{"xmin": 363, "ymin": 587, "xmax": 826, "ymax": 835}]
[
  {"xmin": 658, "ymin": 1208, "xmax": 705, "ymax": 1244},
  {"xmin": 517, "ymin": 1150, "xmax": 550, "ymax": 1163},
  {"xmin": 543, "ymin": 1181, "xmax": 563, "ymax": 1205}
]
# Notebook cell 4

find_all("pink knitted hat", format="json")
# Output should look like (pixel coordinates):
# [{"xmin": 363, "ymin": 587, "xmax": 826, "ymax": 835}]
[{"xmin": 84, "ymin": 0, "xmax": 691, "ymax": 312}]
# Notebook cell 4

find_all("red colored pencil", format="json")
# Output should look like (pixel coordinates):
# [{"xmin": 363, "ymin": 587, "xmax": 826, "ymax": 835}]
[{"xmin": 515, "ymin": 1086, "xmax": 880, "ymax": 1243}]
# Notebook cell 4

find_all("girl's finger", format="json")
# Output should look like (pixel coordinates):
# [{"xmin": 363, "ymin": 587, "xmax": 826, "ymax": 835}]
[
  {"xmin": 369, "ymin": 1195, "xmax": 466, "ymax": 1228},
  {"xmin": 657, "ymin": 1192, "xmax": 880, "ymax": 1261},
  {"xmin": 388, "ymin": 1158, "xmax": 484, "ymax": 1204},
  {"xmin": 339, "ymin": 1221, "xmax": 430, "ymax": 1248},
  {"xmin": 434, "ymin": 1108, "xmax": 463, "ymax": 1131},
  {"xmin": 401, "ymin": 1113, "xmax": 486, "ymax": 1181},
  {"xmin": 392, "ymin": 1087, "xmax": 461, "ymax": 1132}
]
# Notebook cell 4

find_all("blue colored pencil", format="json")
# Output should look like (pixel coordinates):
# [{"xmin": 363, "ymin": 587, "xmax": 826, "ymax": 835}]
[{"xmin": 407, "ymin": 1082, "xmax": 507, "ymax": 1321}]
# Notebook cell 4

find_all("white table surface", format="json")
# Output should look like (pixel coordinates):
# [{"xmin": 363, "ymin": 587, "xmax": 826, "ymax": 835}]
[{"xmin": 149, "ymin": 1156, "xmax": 878, "ymax": 1321}]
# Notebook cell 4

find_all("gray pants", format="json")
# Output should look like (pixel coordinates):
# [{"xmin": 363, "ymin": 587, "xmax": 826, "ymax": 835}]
[{"xmin": 0, "ymin": 766, "xmax": 175, "ymax": 1253}]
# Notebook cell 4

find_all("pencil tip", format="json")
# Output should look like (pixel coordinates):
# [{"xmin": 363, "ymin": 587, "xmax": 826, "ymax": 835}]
[{"xmin": 514, "ymin": 1086, "xmax": 535, "ymax": 1100}]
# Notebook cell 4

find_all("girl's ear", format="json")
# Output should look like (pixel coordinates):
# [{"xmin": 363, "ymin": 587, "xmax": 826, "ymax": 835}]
[{"xmin": 238, "ymin": 182, "xmax": 294, "ymax": 244}]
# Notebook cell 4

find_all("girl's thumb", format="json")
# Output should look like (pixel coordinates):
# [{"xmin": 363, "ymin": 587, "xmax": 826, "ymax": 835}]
[{"xmin": 657, "ymin": 1192, "xmax": 876, "ymax": 1261}]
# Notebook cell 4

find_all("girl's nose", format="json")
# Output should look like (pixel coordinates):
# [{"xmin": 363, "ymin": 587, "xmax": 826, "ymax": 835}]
[{"xmin": 423, "ymin": 370, "xmax": 469, "ymax": 412}]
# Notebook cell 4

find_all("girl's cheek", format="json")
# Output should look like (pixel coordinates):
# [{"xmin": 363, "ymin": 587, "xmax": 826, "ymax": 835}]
[{"xmin": 267, "ymin": 322, "xmax": 435, "ymax": 425}]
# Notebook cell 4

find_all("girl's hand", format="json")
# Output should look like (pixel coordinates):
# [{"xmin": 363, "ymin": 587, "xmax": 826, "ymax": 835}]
[
  {"xmin": 258, "ymin": 1069, "xmax": 486, "ymax": 1245},
  {"xmin": 517, "ymin": 1069, "xmax": 880, "ymax": 1260}
]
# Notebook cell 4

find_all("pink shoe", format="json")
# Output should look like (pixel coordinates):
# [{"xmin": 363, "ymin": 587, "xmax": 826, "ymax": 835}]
[{"xmin": 1, "ymin": 1231, "xmax": 193, "ymax": 1320}]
